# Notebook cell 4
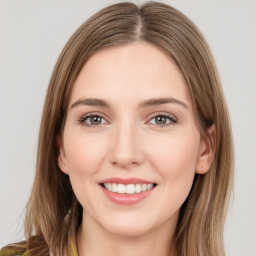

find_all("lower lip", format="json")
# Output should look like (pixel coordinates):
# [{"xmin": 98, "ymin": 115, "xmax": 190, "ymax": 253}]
[{"xmin": 100, "ymin": 186, "xmax": 155, "ymax": 205}]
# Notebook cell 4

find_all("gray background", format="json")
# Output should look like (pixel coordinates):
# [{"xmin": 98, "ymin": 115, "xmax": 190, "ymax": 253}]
[{"xmin": 0, "ymin": 0, "xmax": 255, "ymax": 255}]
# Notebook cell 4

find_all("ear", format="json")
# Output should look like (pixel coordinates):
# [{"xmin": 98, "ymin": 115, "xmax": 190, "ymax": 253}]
[
  {"xmin": 196, "ymin": 124, "xmax": 216, "ymax": 174},
  {"xmin": 56, "ymin": 133, "xmax": 69, "ymax": 175}
]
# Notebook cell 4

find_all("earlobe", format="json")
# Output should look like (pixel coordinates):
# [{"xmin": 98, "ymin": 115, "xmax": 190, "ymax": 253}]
[
  {"xmin": 56, "ymin": 134, "xmax": 69, "ymax": 175},
  {"xmin": 196, "ymin": 124, "xmax": 216, "ymax": 174}
]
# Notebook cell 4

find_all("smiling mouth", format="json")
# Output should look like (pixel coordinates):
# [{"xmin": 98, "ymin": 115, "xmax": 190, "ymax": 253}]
[{"xmin": 100, "ymin": 183, "xmax": 157, "ymax": 195}]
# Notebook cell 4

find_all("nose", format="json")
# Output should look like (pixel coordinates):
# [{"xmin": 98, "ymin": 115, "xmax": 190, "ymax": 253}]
[{"xmin": 108, "ymin": 120, "xmax": 144, "ymax": 169}]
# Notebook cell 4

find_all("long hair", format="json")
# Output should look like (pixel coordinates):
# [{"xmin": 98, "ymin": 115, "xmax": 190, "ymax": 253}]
[{"xmin": 21, "ymin": 1, "xmax": 234, "ymax": 255}]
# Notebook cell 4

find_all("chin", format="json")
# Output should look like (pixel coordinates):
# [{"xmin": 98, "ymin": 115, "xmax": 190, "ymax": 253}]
[
  {"xmin": 100, "ymin": 213, "xmax": 157, "ymax": 238},
  {"xmin": 105, "ymin": 224, "xmax": 152, "ymax": 238}
]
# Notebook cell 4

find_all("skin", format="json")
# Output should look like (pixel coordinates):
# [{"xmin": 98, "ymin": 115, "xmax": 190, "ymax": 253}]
[{"xmin": 58, "ymin": 42, "xmax": 214, "ymax": 256}]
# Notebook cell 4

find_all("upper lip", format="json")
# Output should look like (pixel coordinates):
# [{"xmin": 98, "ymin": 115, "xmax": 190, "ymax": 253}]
[{"xmin": 99, "ymin": 177, "xmax": 156, "ymax": 185}]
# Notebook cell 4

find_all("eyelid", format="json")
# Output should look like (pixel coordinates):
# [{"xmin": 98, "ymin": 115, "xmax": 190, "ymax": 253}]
[
  {"xmin": 146, "ymin": 112, "xmax": 178, "ymax": 127},
  {"xmin": 78, "ymin": 112, "xmax": 110, "ymax": 127},
  {"xmin": 77, "ymin": 111, "xmax": 177, "ymax": 128}
]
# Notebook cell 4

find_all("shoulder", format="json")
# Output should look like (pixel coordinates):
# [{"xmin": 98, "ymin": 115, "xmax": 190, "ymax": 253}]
[{"xmin": 0, "ymin": 242, "xmax": 28, "ymax": 256}]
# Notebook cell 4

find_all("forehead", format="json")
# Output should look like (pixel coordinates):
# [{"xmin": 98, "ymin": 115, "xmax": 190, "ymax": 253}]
[{"xmin": 69, "ymin": 42, "xmax": 192, "ymax": 108}]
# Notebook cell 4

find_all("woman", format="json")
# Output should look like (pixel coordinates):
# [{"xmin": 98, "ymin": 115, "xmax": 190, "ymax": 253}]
[{"xmin": 0, "ymin": 1, "xmax": 234, "ymax": 256}]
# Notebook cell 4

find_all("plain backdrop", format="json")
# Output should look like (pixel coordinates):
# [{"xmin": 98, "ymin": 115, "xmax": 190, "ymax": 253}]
[{"xmin": 0, "ymin": 0, "xmax": 255, "ymax": 255}]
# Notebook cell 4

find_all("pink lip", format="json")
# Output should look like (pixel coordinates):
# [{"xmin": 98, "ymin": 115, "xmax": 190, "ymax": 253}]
[
  {"xmin": 99, "ymin": 177, "xmax": 156, "ymax": 205},
  {"xmin": 100, "ymin": 177, "xmax": 154, "ymax": 185}
]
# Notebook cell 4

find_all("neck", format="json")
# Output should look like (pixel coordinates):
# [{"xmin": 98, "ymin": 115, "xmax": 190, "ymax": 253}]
[{"xmin": 77, "ymin": 212, "xmax": 178, "ymax": 256}]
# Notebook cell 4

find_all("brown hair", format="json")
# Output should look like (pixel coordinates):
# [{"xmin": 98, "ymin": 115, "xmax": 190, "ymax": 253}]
[{"xmin": 20, "ymin": 1, "xmax": 233, "ymax": 255}]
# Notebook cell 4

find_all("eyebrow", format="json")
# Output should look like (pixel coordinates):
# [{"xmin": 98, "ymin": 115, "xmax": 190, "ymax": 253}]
[
  {"xmin": 70, "ymin": 97, "xmax": 188, "ymax": 110},
  {"xmin": 139, "ymin": 97, "xmax": 188, "ymax": 109},
  {"xmin": 71, "ymin": 98, "xmax": 110, "ymax": 109}
]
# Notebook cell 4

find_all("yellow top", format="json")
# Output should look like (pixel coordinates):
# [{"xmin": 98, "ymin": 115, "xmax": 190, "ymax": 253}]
[
  {"xmin": 0, "ymin": 236, "xmax": 78, "ymax": 256},
  {"xmin": 68, "ymin": 235, "xmax": 78, "ymax": 256}
]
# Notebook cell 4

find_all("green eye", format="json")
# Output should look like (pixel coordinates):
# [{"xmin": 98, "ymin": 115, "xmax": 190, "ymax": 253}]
[
  {"xmin": 79, "ymin": 114, "xmax": 107, "ymax": 126},
  {"xmin": 87, "ymin": 116, "xmax": 103, "ymax": 125},
  {"xmin": 148, "ymin": 114, "xmax": 177, "ymax": 126},
  {"xmin": 154, "ymin": 116, "xmax": 169, "ymax": 125}
]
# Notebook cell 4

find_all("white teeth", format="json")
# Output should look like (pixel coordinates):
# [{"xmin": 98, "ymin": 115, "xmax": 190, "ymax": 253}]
[
  {"xmin": 107, "ymin": 183, "xmax": 111, "ymax": 191},
  {"xmin": 135, "ymin": 184, "xmax": 142, "ymax": 193},
  {"xmin": 147, "ymin": 184, "xmax": 153, "ymax": 190},
  {"xmin": 112, "ymin": 183, "xmax": 118, "ymax": 192},
  {"xmin": 142, "ymin": 184, "xmax": 147, "ymax": 192},
  {"xmin": 117, "ymin": 184, "xmax": 126, "ymax": 194},
  {"xmin": 103, "ymin": 183, "xmax": 155, "ymax": 194},
  {"xmin": 126, "ymin": 184, "xmax": 135, "ymax": 194}
]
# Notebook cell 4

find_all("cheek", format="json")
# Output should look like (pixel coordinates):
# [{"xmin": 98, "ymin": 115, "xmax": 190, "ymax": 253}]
[
  {"xmin": 63, "ymin": 131, "xmax": 108, "ymax": 209},
  {"xmin": 149, "ymin": 131, "xmax": 200, "ymax": 172},
  {"xmin": 64, "ymin": 131, "xmax": 107, "ymax": 177},
  {"xmin": 148, "ymin": 131, "xmax": 200, "ymax": 196},
  {"xmin": 145, "ymin": 132, "xmax": 200, "ymax": 220}
]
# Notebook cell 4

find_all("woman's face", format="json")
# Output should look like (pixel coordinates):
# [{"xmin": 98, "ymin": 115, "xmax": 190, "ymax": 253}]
[{"xmin": 58, "ymin": 42, "xmax": 210, "ymax": 237}]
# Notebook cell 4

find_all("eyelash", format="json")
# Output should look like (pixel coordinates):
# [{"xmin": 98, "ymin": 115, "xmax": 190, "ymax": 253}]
[
  {"xmin": 78, "ymin": 112, "xmax": 178, "ymax": 128},
  {"xmin": 147, "ymin": 112, "xmax": 178, "ymax": 127},
  {"xmin": 78, "ymin": 112, "xmax": 108, "ymax": 128}
]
